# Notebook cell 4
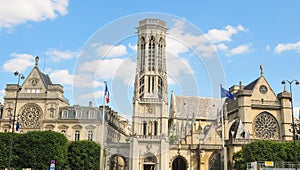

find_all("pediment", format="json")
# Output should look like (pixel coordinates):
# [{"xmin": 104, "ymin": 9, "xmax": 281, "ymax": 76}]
[
  {"xmin": 85, "ymin": 125, "xmax": 96, "ymax": 129},
  {"xmin": 72, "ymin": 124, "xmax": 83, "ymax": 129},
  {"xmin": 45, "ymin": 124, "xmax": 55, "ymax": 129},
  {"xmin": 58, "ymin": 124, "xmax": 69, "ymax": 129},
  {"xmin": 247, "ymin": 76, "xmax": 278, "ymax": 101},
  {"xmin": 21, "ymin": 67, "xmax": 48, "ymax": 93}
]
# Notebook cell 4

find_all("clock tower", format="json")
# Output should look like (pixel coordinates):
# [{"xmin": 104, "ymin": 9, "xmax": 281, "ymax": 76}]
[{"xmin": 130, "ymin": 19, "xmax": 169, "ymax": 170}]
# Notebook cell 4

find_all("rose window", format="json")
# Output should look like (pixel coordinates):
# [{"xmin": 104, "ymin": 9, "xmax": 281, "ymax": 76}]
[
  {"xmin": 20, "ymin": 104, "xmax": 42, "ymax": 128},
  {"xmin": 254, "ymin": 112, "xmax": 279, "ymax": 139}
]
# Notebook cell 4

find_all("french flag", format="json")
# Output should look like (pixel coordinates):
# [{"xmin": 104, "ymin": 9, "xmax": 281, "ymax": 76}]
[{"xmin": 105, "ymin": 83, "xmax": 110, "ymax": 103}]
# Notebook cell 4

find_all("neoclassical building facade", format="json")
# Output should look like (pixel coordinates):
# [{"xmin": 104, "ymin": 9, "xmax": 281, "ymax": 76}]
[
  {"xmin": 0, "ymin": 19, "xmax": 297, "ymax": 170},
  {"xmin": 0, "ymin": 57, "xmax": 130, "ymax": 144}
]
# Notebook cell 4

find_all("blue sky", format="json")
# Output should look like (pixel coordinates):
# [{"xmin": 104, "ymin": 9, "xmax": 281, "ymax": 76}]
[{"xmin": 1, "ymin": 1, "xmax": 300, "ymax": 119}]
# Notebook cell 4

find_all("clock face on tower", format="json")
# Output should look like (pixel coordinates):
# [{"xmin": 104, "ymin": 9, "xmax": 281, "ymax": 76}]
[{"xmin": 259, "ymin": 85, "xmax": 268, "ymax": 94}]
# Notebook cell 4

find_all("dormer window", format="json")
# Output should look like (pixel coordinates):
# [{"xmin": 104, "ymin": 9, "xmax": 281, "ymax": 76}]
[
  {"xmin": 63, "ymin": 111, "xmax": 68, "ymax": 119},
  {"xmin": 89, "ymin": 111, "xmax": 95, "ymax": 119}
]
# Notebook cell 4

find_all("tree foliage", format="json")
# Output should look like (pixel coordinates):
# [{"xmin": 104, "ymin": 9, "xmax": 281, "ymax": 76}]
[
  {"xmin": 233, "ymin": 140, "xmax": 300, "ymax": 169},
  {"xmin": 67, "ymin": 140, "xmax": 100, "ymax": 170},
  {"xmin": 0, "ymin": 131, "xmax": 68, "ymax": 169}
]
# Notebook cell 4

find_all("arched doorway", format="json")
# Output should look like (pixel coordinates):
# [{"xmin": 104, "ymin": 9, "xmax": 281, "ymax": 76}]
[
  {"xmin": 110, "ymin": 155, "xmax": 125, "ymax": 170},
  {"xmin": 143, "ymin": 153, "xmax": 157, "ymax": 170},
  {"xmin": 172, "ymin": 156, "xmax": 187, "ymax": 170},
  {"xmin": 209, "ymin": 151, "xmax": 221, "ymax": 170}
]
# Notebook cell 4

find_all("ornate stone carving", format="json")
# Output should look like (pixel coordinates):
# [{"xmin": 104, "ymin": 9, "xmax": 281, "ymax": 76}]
[
  {"xmin": 254, "ymin": 112, "xmax": 279, "ymax": 139},
  {"xmin": 20, "ymin": 104, "xmax": 42, "ymax": 129}
]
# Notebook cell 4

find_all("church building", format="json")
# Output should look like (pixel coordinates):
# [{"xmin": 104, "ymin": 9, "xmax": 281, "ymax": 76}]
[{"xmin": 0, "ymin": 18, "xmax": 297, "ymax": 170}]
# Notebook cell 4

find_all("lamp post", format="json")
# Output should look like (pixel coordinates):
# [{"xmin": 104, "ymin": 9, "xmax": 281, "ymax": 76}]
[
  {"xmin": 282, "ymin": 79, "xmax": 299, "ymax": 169},
  {"xmin": 7, "ymin": 71, "xmax": 25, "ymax": 170}
]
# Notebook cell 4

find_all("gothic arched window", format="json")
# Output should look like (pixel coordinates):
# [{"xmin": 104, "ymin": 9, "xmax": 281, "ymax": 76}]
[
  {"xmin": 254, "ymin": 112, "xmax": 279, "ymax": 139},
  {"xmin": 140, "ymin": 37, "xmax": 146, "ymax": 71},
  {"xmin": 158, "ymin": 38, "xmax": 163, "ymax": 71},
  {"xmin": 148, "ymin": 36, "xmax": 155, "ymax": 71}
]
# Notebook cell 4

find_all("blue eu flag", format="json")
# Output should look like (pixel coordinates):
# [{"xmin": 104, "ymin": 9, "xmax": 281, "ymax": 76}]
[{"xmin": 220, "ymin": 87, "xmax": 234, "ymax": 100}]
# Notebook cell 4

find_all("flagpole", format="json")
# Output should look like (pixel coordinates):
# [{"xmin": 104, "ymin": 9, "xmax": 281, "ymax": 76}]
[
  {"xmin": 100, "ymin": 81, "xmax": 107, "ymax": 170},
  {"xmin": 220, "ymin": 84, "xmax": 228, "ymax": 170}
]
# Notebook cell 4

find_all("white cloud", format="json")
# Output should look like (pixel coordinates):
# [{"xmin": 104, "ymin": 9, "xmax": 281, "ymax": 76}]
[
  {"xmin": 227, "ymin": 44, "xmax": 251, "ymax": 56},
  {"xmin": 265, "ymin": 45, "xmax": 271, "ymax": 51},
  {"xmin": 49, "ymin": 69, "xmax": 73, "ymax": 85},
  {"xmin": 166, "ymin": 54, "xmax": 194, "ymax": 76},
  {"xmin": 95, "ymin": 44, "xmax": 127, "ymax": 58},
  {"xmin": 274, "ymin": 41, "xmax": 300, "ymax": 53},
  {"xmin": 2, "ymin": 53, "xmax": 35, "ymax": 72},
  {"xmin": 48, "ymin": 69, "xmax": 102, "ymax": 88},
  {"xmin": 168, "ymin": 19, "xmax": 249, "ymax": 58},
  {"xmin": 128, "ymin": 43, "xmax": 137, "ymax": 51},
  {"xmin": 0, "ymin": 0, "xmax": 69, "ymax": 29},
  {"xmin": 79, "ymin": 58, "xmax": 136, "ymax": 85},
  {"xmin": 166, "ymin": 37, "xmax": 189, "ymax": 57},
  {"xmin": 46, "ymin": 49, "xmax": 77, "ymax": 62}
]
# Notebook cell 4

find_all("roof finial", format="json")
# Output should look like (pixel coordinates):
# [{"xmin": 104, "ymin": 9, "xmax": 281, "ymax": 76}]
[
  {"xmin": 35, "ymin": 56, "xmax": 39, "ymax": 66},
  {"xmin": 260, "ymin": 64, "xmax": 264, "ymax": 76}
]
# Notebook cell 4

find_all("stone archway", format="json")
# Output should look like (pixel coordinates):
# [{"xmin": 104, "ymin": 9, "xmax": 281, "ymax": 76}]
[
  {"xmin": 143, "ymin": 153, "xmax": 157, "ymax": 170},
  {"xmin": 109, "ymin": 154, "xmax": 125, "ymax": 170},
  {"xmin": 209, "ymin": 151, "xmax": 221, "ymax": 170},
  {"xmin": 171, "ymin": 156, "xmax": 187, "ymax": 170}
]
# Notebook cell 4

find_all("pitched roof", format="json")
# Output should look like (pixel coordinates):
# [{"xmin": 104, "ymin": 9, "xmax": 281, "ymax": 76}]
[
  {"xmin": 40, "ymin": 71, "xmax": 52, "ymax": 87},
  {"xmin": 243, "ymin": 78, "xmax": 259, "ymax": 90},
  {"xmin": 172, "ymin": 96, "xmax": 221, "ymax": 120}
]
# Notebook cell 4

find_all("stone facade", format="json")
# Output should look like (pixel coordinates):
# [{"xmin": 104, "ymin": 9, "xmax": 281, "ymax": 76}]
[
  {"xmin": 105, "ymin": 19, "xmax": 296, "ymax": 170},
  {"xmin": 0, "ymin": 57, "xmax": 130, "ymax": 145},
  {"xmin": 0, "ymin": 19, "xmax": 298, "ymax": 170}
]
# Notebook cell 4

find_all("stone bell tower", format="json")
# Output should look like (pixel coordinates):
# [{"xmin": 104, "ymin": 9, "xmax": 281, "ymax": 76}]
[{"xmin": 130, "ymin": 19, "xmax": 169, "ymax": 170}]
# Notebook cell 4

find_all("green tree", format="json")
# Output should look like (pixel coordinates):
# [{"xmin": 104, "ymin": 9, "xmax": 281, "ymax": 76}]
[
  {"xmin": 15, "ymin": 131, "xmax": 68, "ymax": 170},
  {"xmin": 0, "ymin": 132, "xmax": 20, "ymax": 169},
  {"xmin": 68, "ymin": 140, "xmax": 100, "ymax": 170},
  {"xmin": 233, "ymin": 140, "xmax": 300, "ymax": 169}
]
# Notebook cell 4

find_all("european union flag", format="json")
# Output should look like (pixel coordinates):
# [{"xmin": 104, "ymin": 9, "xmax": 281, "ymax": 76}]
[{"xmin": 220, "ymin": 87, "xmax": 234, "ymax": 100}]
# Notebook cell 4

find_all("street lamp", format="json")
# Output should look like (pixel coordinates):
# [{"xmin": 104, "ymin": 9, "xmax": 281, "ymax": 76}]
[
  {"xmin": 7, "ymin": 71, "xmax": 25, "ymax": 170},
  {"xmin": 282, "ymin": 79, "xmax": 299, "ymax": 169}
]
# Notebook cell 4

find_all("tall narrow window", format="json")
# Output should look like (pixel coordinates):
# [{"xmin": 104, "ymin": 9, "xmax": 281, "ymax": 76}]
[
  {"xmin": 63, "ymin": 111, "xmax": 68, "ymax": 119},
  {"xmin": 143, "ymin": 122, "xmax": 147, "ymax": 136},
  {"xmin": 154, "ymin": 121, "xmax": 158, "ymax": 135},
  {"xmin": 158, "ymin": 38, "xmax": 163, "ymax": 72},
  {"xmin": 152, "ymin": 77, "xmax": 155, "ymax": 93},
  {"xmin": 75, "ymin": 130, "xmax": 80, "ymax": 141},
  {"xmin": 88, "ymin": 130, "xmax": 93, "ymax": 141},
  {"xmin": 158, "ymin": 77, "xmax": 163, "ymax": 98},
  {"xmin": 148, "ymin": 77, "xmax": 151, "ymax": 93},
  {"xmin": 148, "ymin": 36, "xmax": 155, "ymax": 71},
  {"xmin": 141, "ymin": 37, "xmax": 145, "ymax": 71}
]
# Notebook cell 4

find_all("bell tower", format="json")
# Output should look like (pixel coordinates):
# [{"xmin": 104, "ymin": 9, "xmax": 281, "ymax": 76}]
[
  {"xmin": 130, "ymin": 19, "xmax": 169, "ymax": 170},
  {"xmin": 133, "ymin": 18, "xmax": 168, "ymax": 137}
]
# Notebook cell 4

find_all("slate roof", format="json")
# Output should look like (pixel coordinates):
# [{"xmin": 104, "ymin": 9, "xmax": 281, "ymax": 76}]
[
  {"xmin": 173, "ymin": 96, "xmax": 221, "ymax": 120},
  {"xmin": 40, "ymin": 72, "xmax": 52, "ymax": 87},
  {"xmin": 243, "ymin": 78, "xmax": 259, "ymax": 90}
]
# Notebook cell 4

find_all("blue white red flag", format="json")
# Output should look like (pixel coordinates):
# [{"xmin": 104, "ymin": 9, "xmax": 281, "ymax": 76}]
[{"xmin": 105, "ymin": 84, "xmax": 110, "ymax": 103}]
